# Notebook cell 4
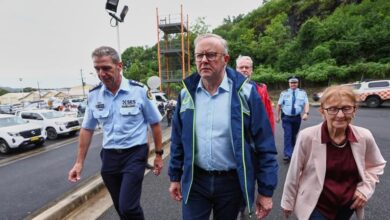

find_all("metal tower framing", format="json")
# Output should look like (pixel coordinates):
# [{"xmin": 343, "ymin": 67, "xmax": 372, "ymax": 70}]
[{"xmin": 156, "ymin": 5, "xmax": 190, "ymax": 96}]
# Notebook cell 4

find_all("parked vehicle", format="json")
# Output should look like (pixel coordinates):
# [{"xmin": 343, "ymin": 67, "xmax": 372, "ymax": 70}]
[
  {"xmin": 0, "ymin": 114, "xmax": 46, "ymax": 154},
  {"xmin": 354, "ymin": 80, "xmax": 390, "ymax": 108},
  {"xmin": 0, "ymin": 105, "xmax": 12, "ymax": 114},
  {"xmin": 151, "ymin": 92, "xmax": 169, "ymax": 107},
  {"xmin": 16, "ymin": 109, "xmax": 80, "ymax": 140},
  {"xmin": 22, "ymin": 100, "xmax": 48, "ymax": 110},
  {"xmin": 0, "ymin": 104, "xmax": 23, "ymax": 114},
  {"xmin": 312, "ymin": 82, "xmax": 360, "ymax": 102},
  {"xmin": 63, "ymin": 98, "xmax": 85, "ymax": 108}
]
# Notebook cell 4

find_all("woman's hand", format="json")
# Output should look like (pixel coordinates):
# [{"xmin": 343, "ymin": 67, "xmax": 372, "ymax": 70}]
[
  {"xmin": 350, "ymin": 190, "xmax": 367, "ymax": 209},
  {"xmin": 282, "ymin": 208, "xmax": 292, "ymax": 219}
]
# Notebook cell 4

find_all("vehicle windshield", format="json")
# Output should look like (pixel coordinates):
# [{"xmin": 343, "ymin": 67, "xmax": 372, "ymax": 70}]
[
  {"xmin": 0, "ymin": 116, "xmax": 27, "ymax": 128},
  {"xmin": 71, "ymin": 99, "xmax": 84, "ymax": 103},
  {"xmin": 42, "ymin": 111, "xmax": 65, "ymax": 119},
  {"xmin": 351, "ymin": 83, "xmax": 361, "ymax": 90}
]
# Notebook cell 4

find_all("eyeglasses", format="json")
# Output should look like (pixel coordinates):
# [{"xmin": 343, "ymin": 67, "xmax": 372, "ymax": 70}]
[
  {"xmin": 195, "ymin": 52, "xmax": 223, "ymax": 61},
  {"xmin": 323, "ymin": 106, "xmax": 356, "ymax": 115}
]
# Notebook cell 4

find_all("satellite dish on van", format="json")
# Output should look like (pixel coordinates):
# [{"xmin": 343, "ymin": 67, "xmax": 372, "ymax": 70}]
[{"xmin": 147, "ymin": 76, "xmax": 161, "ymax": 90}]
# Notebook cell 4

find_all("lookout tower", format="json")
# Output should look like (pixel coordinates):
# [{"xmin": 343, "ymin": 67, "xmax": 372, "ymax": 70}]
[{"xmin": 156, "ymin": 5, "xmax": 190, "ymax": 96}]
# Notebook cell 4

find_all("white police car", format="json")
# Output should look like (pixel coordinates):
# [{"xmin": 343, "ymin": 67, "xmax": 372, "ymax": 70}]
[
  {"xmin": 17, "ymin": 109, "xmax": 80, "ymax": 140},
  {"xmin": 0, "ymin": 114, "xmax": 46, "ymax": 154}
]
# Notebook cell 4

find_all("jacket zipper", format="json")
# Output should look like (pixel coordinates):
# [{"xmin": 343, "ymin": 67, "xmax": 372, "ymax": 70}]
[{"xmin": 238, "ymin": 80, "xmax": 252, "ymax": 216}]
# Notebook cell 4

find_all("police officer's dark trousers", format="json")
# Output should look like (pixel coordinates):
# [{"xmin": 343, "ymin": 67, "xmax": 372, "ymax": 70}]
[
  {"xmin": 100, "ymin": 144, "xmax": 148, "ymax": 220},
  {"xmin": 282, "ymin": 114, "xmax": 301, "ymax": 158}
]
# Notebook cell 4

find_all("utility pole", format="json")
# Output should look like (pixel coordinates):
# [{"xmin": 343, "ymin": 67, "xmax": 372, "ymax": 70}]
[
  {"xmin": 19, "ymin": 78, "xmax": 23, "ymax": 93},
  {"xmin": 37, "ymin": 81, "xmax": 41, "ymax": 108},
  {"xmin": 37, "ymin": 81, "xmax": 41, "ymax": 99},
  {"xmin": 80, "ymin": 69, "xmax": 86, "ymax": 98},
  {"xmin": 106, "ymin": 1, "xmax": 128, "ymax": 60}
]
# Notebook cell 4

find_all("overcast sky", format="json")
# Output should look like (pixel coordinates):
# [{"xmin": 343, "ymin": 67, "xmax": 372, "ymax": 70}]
[{"xmin": 0, "ymin": 0, "xmax": 262, "ymax": 89}]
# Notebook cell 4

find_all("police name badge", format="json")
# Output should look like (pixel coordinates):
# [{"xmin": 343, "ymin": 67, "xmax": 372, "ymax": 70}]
[{"xmin": 96, "ymin": 102, "xmax": 105, "ymax": 111}]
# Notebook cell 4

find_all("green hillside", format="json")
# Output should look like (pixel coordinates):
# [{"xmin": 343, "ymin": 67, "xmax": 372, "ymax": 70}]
[{"xmin": 122, "ymin": 0, "xmax": 390, "ymax": 92}]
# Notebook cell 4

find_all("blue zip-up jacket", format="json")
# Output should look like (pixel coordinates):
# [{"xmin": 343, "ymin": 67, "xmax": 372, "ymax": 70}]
[{"xmin": 168, "ymin": 67, "xmax": 278, "ymax": 212}]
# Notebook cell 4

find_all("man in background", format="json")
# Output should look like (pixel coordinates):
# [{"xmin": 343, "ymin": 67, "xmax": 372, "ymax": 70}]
[{"xmin": 236, "ymin": 55, "xmax": 275, "ymax": 133}]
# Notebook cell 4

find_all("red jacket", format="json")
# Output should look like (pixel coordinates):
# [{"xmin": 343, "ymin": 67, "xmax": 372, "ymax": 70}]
[{"xmin": 255, "ymin": 83, "xmax": 275, "ymax": 133}]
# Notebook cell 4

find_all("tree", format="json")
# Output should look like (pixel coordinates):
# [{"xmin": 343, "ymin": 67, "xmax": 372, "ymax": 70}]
[
  {"xmin": 306, "ymin": 45, "xmax": 331, "ymax": 64},
  {"xmin": 264, "ymin": 13, "xmax": 291, "ymax": 46},
  {"xmin": 297, "ymin": 17, "xmax": 324, "ymax": 50},
  {"xmin": 0, "ymin": 88, "xmax": 8, "ymax": 96},
  {"xmin": 191, "ymin": 17, "xmax": 210, "ymax": 35}
]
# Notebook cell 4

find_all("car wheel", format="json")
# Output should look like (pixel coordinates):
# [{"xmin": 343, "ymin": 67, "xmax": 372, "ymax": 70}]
[
  {"xmin": 46, "ymin": 127, "xmax": 58, "ymax": 140},
  {"xmin": 366, "ymin": 96, "xmax": 381, "ymax": 108},
  {"xmin": 0, "ymin": 139, "xmax": 11, "ymax": 154}
]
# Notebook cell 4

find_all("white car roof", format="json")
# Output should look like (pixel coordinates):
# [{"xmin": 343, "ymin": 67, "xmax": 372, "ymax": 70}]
[
  {"xmin": 20, "ymin": 109, "xmax": 55, "ymax": 113},
  {"xmin": 0, "ymin": 114, "xmax": 16, "ymax": 118}
]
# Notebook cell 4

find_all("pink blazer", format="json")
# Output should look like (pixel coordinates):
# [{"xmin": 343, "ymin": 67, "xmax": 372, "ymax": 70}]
[{"xmin": 281, "ymin": 124, "xmax": 386, "ymax": 220}]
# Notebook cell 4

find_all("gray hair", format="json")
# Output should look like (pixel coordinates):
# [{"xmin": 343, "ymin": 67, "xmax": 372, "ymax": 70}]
[
  {"xmin": 236, "ymin": 55, "xmax": 253, "ymax": 67},
  {"xmin": 194, "ymin": 33, "xmax": 228, "ymax": 54},
  {"xmin": 91, "ymin": 46, "xmax": 120, "ymax": 63}
]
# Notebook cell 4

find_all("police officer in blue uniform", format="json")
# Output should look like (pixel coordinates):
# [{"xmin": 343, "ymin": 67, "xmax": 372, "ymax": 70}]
[
  {"xmin": 276, "ymin": 76, "xmax": 309, "ymax": 163},
  {"xmin": 68, "ymin": 46, "xmax": 163, "ymax": 220}
]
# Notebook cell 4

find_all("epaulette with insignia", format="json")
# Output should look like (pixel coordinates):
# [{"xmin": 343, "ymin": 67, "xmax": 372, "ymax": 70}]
[
  {"xmin": 147, "ymin": 89, "xmax": 153, "ymax": 100},
  {"xmin": 89, "ymin": 83, "xmax": 102, "ymax": 92},
  {"xmin": 129, "ymin": 80, "xmax": 145, "ymax": 88}
]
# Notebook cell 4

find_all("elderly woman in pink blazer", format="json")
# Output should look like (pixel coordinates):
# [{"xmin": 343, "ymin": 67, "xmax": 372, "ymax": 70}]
[{"xmin": 281, "ymin": 85, "xmax": 386, "ymax": 220}]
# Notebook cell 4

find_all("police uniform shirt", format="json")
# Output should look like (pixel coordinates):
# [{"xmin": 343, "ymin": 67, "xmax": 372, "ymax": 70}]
[
  {"xmin": 278, "ymin": 88, "xmax": 308, "ymax": 116},
  {"xmin": 82, "ymin": 76, "xmax": 162, "ymax": 149}
]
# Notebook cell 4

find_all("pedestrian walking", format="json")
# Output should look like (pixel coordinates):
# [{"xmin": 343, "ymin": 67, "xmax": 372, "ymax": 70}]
[
  {"xmin": 68, "ymin": 46, "xmax": 163, "ymax": 220},
  {"xmin": 281, "ymin": 85, "xmax": 386, "ymax": 220},
  {"xmin": 168, "ymin": 33, "xmax": 278, "ymax": 220},
  {"xmin": 276, "ymin": 76, "xmax": 309, "ymax": 162}
]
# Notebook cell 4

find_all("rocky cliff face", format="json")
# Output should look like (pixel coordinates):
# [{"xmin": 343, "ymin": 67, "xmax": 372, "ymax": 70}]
[{"xmin": 286, "ymin": 0, "xmax": 362, "ymax": 35}]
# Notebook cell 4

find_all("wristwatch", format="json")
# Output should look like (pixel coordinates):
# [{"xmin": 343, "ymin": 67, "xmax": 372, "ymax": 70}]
[{"xmin": 155, "ymin": 149, "xmax": 164, "ymax": 156}]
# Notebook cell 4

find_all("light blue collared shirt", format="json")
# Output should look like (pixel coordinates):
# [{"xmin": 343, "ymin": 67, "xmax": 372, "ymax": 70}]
[
  {"xmin": 195, "ymin": 73, "xmax": 236, "ymax": 171},
  {"xmin": 278, "ymin": 88, "xmax": 308, "ymax": 116},
  {"xmin": 82, "ymin": 76, "xmax": 162, "ymax": 149}
]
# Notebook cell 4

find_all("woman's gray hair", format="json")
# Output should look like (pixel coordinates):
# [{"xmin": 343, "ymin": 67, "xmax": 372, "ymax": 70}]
[
  {"xmin": 91, "ymin": 46, "xmax": 120, "ymax": 63},
  {"xmin": 194, "ymin": 33, "xmax": 228, "ymax": 54}
]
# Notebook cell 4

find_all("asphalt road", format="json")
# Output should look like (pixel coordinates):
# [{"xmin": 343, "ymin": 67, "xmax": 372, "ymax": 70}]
[
  {"xmin": 99, "ymin": 105, "xmax": 390, "ymax": 220},
  {"xmin": 0, "ymin": 118, "xmax": 172, "ymax": 220},
  {"xmin": 0, "ymin": 131, "xmax": 104, "ymax": 220}
]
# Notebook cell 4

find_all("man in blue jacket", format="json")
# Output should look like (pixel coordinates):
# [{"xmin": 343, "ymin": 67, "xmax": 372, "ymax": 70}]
[{"xmin": 168, "ymin": 33, "xmax": 278, "ymax": 220}]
